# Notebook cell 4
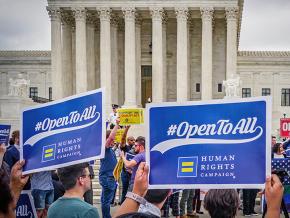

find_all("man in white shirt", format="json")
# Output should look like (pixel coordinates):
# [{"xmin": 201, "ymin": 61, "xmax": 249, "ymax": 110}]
[{"xmin": 107, "ymin": 104, "xmax": 119, "ymax": 129}]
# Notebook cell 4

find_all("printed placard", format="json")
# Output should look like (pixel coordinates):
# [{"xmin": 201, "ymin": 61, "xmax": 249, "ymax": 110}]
[
  {"xmin": 16, "ymin": 190, "xmax": 37, "ymax": 218},
  {"xmin": 280, "ymin": 118, "xmax": 290, "ymax": 138},
  {"xmin": 126, "ymin": 152, "xmax": 136, "ymax": 161},
  {"xmin": 115, "ymin": 129, "xmax": 125, "ymax": 143},
  {"xmin": 117, "ymin": 108, "xmax": 144, "ymax": 125},
  {"xmin": 146, "ymin": 97, "xmax": 271, "ymax": 189},
  {"xmin": 21, "ymin": 89, "xmax": 105, "ymax": 174},
  {"xmin": 0, "ymin": 124, "xmax": 11, "ymax": 145}
]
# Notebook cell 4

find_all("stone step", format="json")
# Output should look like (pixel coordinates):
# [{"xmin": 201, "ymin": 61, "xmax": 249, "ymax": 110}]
[
  {"xmin": 92, "ymin": 189, "xmax": 101, "ymax": 196},
  {"xmin": 92, "ymin": 181, "xmax": 101, "ymax": 189},
  {"xmin": 93, "ymin": 195, "xmax": 101, "ymax": 204}
]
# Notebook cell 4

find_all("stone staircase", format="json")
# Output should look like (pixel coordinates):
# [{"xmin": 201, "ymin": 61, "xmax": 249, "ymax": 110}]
[{"xmin": 92, "ymin": 160, "xmax": 101, "ymax": 204}]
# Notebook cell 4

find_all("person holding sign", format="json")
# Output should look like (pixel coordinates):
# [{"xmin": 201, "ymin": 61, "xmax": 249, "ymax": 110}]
[
  {"xmin": 121, "ymin": 136, "xmax": 146, "ymax": 192},
  {"xmin": 99, "ymin": 119, "xmax": 120, "ymax": 218},
  {"xmin": 119, "ymin": 126, "xmax": 136, "ymax": 204},
  {"xmin": 0, "ymin": 160, "xmax": 29, "ymax": 218}
]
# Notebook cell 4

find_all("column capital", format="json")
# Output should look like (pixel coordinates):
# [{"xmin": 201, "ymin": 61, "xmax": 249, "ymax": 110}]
[
  {"xmin": 122, "ymin": 7, "xmax": 136, "ymax": 21},
  {"xmin": 72, "ymin": 8, "xmax": 87, "ymax": 21},
  {"xmin": 225, "ymin": 7, "xmax": 239, "ymax": 22},
  {"xmin": 175, "ymin": 7, "xmax": 188, "ymax": 21},
  {"xmin": 162, "ymin": 12, "xmax": 168, "ymax": 25},
  {"xmin": 47, "ymin": 7, "xmax": 61, "ymax": 21},
  {"xmin": 200, "ymin": 7, "xmax": 214, "ymax": 21},
  {"xmin": 98, "ymin": 7, "xmax": 111, "ymax": 21},
  {"xmin": 111, "ymin": 14, "xmax": 119, "ymax": 27},
  {"xmin": 61, "ymin": 11, "xmax": 73, "ymax": 25},
  {"xmin": 86, "ymin": 11, "xmax": 98, "ymax": 25},
  {"xmin": 150, "ymin": 7, "xmax": 164, "ymax": 21}
]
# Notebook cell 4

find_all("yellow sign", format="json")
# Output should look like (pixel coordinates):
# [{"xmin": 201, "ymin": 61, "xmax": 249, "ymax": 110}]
[
  {"xmin": 115, "ymin": 128, "xmax": 125, "ymax": 143},
  {"xmin": 117, "ymin": 108, "xmax": 144, "ymax": 125}
]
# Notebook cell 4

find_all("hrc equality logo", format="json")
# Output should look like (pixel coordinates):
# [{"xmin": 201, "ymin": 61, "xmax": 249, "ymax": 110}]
[
  {"xmin": 177, "ymin": 157, "xmax": 198, "ymax": 177},
  {"xmin": 42, "ymin": 144, "xmax": 56, "ymax": 162}
]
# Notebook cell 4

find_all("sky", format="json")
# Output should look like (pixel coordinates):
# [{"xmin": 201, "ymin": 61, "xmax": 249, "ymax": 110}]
[{"xmin": 0, "ymin": 0, "xmax": 289, "ymax": 51}]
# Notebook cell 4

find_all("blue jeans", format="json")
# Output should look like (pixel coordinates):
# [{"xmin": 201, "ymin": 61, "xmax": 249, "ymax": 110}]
[
  {"xmin": 31, "ymin": 189, "xmax": 54, "ymax": 210},
  {"xmin": 99, "ymin": 176, "xmax": 116, "ymax": 218},
  {"xmin": 180, "ymin": 189, "xmax": 194, "ymax": 216},
  {"xmin": 120, "ymin": 170, "xmax": 131, "ymax": 204}
]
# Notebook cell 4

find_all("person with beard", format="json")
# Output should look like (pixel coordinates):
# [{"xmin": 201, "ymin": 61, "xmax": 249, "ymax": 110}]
[
  {"xmin": 119, "ymin": 125, "xmax": 136, "ymax": 204},
  {"xmin": 121, "ymin": 136, "xmax": 146, "ymax": 192}
]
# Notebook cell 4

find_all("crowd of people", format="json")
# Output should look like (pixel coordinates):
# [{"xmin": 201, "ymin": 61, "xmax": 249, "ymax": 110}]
[{"xmin": 0, "ymin": 105, "xmax": 289, "ymax": 218}]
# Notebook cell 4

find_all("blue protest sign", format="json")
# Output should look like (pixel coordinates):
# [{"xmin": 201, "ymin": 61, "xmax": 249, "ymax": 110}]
[
  {"xmin": 16, "ymin": 191, "xmax": 37, "ymax": 218},
  {"xmin": 0, "ymin": 124, "xmax": 11, "ymax": 145},
  {"xmin": 146, "ymin": 97, "xmax": 271, "ymax": 189},
  {"xmin": 21, "ymin": 89, "xmax": 105, "ymax": 174},
  {"xmin": 126, "ymin": 152, "xmax": 136, "ymax": 161}
]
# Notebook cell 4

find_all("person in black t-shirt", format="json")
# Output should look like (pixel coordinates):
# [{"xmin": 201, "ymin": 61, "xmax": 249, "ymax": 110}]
[{"xmin": 119, "ymin": 126, "xmax": 136, "ymax": 204}]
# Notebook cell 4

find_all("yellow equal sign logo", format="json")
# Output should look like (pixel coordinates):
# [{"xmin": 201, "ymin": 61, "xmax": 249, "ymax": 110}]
[
  {"xmin": 178, "ymin": 157, "xmax": 198, "ymax": 177},
  {"xmin": 181, "ymin": 162, "xmax": 194, "ymax": 172},
  {"xmin": 42, "ymin": 144, "xmax": 56, "ymax": 162},
  {"xmin": 44, "ymin": 148, "xmax": 54, "ymax": 158}
]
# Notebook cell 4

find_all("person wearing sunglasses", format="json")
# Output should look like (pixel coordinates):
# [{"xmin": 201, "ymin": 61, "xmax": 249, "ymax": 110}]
[
  {"xmin": 121, "ymin": 136, "xmax": 146, "ymax": 192},
  {"xmin": 48, "ymin": 163, "xmax": 99, "ymax": 218}
]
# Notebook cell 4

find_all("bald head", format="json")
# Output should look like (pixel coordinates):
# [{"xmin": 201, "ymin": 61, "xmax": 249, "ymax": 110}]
[{"xmin": 127, "ymin": 136, "xmax": 135, "ymax": 146}]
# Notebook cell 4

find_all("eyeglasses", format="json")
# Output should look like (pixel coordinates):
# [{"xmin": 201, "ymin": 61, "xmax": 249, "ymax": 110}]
[{"xmin": 81, "ymin": 174, "xmax": 95, "ymax": 180}]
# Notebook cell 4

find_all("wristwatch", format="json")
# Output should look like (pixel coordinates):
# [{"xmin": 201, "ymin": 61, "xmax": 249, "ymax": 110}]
[{"xmin": 125, "ymin": 192, "xmax": 147, "ymax": 205}]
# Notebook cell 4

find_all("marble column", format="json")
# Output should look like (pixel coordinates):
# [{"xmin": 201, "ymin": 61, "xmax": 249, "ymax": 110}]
[
  {"xmin": 225, "ymin": 7, "xmax": 239, "ymax": 79},
  {"xmin": 175, "ymin": 7, "xmax": 189, "ymax": 102},
  {"xmin": 86, "ymin": 12, "xmax": 96, "ymax": 91},
  {"xmin": 123, "ymin": 7, "xmax": 137, "ymax": 107},
  {"xmin": 47, "ymin": 7, "xmax": 63, "ymax": 100},
  {"xmin": 72, "ymin": 23, "xmax": 76, "ymax": 94},
  {"xmin": 162, "ymin": 16, "xmax": 167, "ymax": 101},
  {"xmin": 201, "ymin": 7, "xmax": 214, "ymax": 100},
  {"xmin": 94, "ymin": 23, "xmax": 101, "ymax": 89},
  {"xmin": 135, "ymin": 15, "xmax": 142, "ymax": 107},
  {"xmin": 187, "ymin": 19, "xmax": 192, "ymax": 100},
  {"xmin": 73, "ymin": 8, "xmax": 87, "ymax": 94},
  {"xmin": 118, "ymin": 21, "xmax": 125, "ymax": 105},
  {"xmin": 151, "ymin": 7, "xmax": 165, "ymax": 103},
  {"xmin": 98, "ymin": 8, "xmax": 112, "ymax": 113},
  {"xmin": 111, "ymin": 15, "xmax": 119, "ymax": 105},
  {"xmin": 61, "ymin": 11, "xmax": 73, "ymax": 97}
]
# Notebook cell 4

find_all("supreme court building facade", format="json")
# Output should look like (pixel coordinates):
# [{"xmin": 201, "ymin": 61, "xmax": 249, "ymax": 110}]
[
  {"xmin": 46, "ymin": 0, "xmax": 243, "ymax": 107},
  {"xmin": 1, "ymin": 0, "xmax": 290, "ymax": 135}
]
